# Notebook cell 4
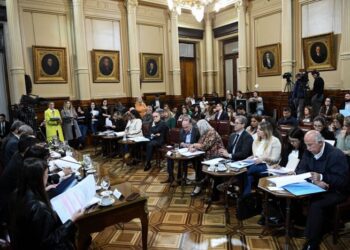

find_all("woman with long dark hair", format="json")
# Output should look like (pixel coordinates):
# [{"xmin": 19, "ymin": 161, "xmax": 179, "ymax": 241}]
[{"xmin": 9, "ymin": 158, "xmax": 83, "ymax": 250}]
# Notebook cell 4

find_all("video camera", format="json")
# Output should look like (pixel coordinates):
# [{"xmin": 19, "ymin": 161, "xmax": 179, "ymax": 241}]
[{"xmin": 282, "ymin": 72, "xmax": 292, "ymax": 81}]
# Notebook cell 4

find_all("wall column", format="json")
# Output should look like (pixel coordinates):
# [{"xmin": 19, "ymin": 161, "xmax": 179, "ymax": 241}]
[
  {"xmin": 281, "ymin": 0, "xmax": 293, "ymax": 91},
  {"xmin": 169, "ymin": 11, "xmax": 181, "ymax": 95},
  {"xmin": 72, "ymin": 0, "xmax": 91, "ymax": 100},
  {"xmin": 340, "ymin": 0, "xmax": 350, "ymax": 89},
  {"xmin": 125, "ymin": 0, "xmax": 141, "ymax": 97},
  {"xmin": 6, "ymin": 0, "xmax": 26, "ymax": 104},
  {"xmin": 237, "ymin": 0, "xmax": 248, "ymax": 92},
  {"xmin": 204, "ymin": 12, "xmax": 214, "ymax": 94}
]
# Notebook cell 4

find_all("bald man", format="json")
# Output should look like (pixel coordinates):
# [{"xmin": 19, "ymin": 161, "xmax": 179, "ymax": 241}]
[{"xmin": 296, "ymin": 130, "xmax": 349, "ymax": 250}]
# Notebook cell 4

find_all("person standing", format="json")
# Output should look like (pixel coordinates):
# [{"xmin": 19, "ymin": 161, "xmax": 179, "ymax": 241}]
[
  {"xmin": 61, "ymin": 101, "xmax": 81, "ymax": 147},
  {"xmin": 311, "ymin": 70, "xmax": 324, "ymax": 116},
  {"xmin": 44, "ymin": 102, "xmax": 64, "ymax": 142},
  {"xmin": 292, "ymin": 73, "xmax": 306, "ymax": 120}
]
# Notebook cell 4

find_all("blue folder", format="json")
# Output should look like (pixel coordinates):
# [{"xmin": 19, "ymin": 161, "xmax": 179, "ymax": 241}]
[
  {"xmin": 283, "ymin": 181, "xmax": 326, "ymax": 196},
  {"xmin": 339, "ymin": 109, "xmax": 350, "ymax": 117}
]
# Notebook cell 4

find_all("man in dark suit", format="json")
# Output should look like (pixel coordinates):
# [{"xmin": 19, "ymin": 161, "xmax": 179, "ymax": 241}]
[
  {"xmin": 219, "ymin": 116, "xmax": 253, "ymax": 161},
  {"xmin": 277, "ymin": 107, "xmax": 298, "ymax": 127},
  {"xmin": 144, "ymin": 111, "xmax": 168, "ymax": 171},
  {"xmin": 162, "ymin": 116, "xmax": 200, "ymax": 185},
  {"xmin": 296, "ymin": 130, "xmax": 349, "ymax": 250},
  {"xmin": 0, "ymin": 121, "xmax": 24, "ymax": 168},
  {"xmin": 263, "ymin": 51, "xmax": 274, "ymax": 69},
  {"xmin": 0, "ymin": 114, "xmax": 10, "ymax": 140},
  {"xmin": 214, "ymin": 103, "xmax": 229, "ymax": 121},
  {"xmin": 150, "ymin": 94, "xmax": 163, "ymax": 111}
]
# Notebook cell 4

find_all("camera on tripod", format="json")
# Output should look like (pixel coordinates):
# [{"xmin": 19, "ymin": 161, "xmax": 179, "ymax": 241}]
[{"xmin": 282, "ymin": 72, "xmax": 292, "ymax": 82}]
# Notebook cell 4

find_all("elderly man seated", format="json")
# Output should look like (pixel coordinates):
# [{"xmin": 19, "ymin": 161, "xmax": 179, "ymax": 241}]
[{"xmin": 296, "ymin": 130, "xmax": 349, "ymax": 250}]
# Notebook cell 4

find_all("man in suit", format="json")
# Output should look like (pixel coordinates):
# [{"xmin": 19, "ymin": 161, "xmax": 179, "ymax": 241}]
[
  {"xmin": 0, "ymin": 121, "xmax": 24, "ymax": 168},
  {"xmin": 219, "ymin": 116, "xmax": 253, "ymax": 161},
  {"xmin": 150, "ymin": 94, "xmax": 163, "ymax": 111},
  {"xmin": 263, "ymin": 52, "xmax": 274, "ymax": 69},
  {"xmin": 296, "ymin": 130, "xmax": 349, "ymax": 250},
  {"xmin": 162, "ymin": 116, "xmax": 200, "ymax": 186},
  {"xmin": 214, "ymin": 103, "xmax": 229, "ymax": 121},
  {"xmin": 0, "ymin": 114, "xmax": 10, "ymax": 140},
  {"xmin": 144, "ymin": 111, "xmax": 168, "ymax": 171},
  {"xmin": 277, "ymin": 107, "xmax": 298, "ymax": 127}
]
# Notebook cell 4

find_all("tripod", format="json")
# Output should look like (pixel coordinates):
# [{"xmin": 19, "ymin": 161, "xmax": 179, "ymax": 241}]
[{"xmin": 284, "ymin": 79, "xmax": 294, "ymax": 92}]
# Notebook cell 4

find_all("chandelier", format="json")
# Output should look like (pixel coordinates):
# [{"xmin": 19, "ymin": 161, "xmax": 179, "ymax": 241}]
[{"xmin": 167, "ymin": 0, "xmax": 226, "ymax": 22}]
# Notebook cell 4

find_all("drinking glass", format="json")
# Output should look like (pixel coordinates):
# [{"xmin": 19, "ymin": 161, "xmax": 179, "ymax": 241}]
[
  {"xmin": 83, "ymin": 154, "xmax": 92, "ymax": 169},
  {"xmin": 101, "ymin": 176, "xmax": 111, "ymax": 195}
]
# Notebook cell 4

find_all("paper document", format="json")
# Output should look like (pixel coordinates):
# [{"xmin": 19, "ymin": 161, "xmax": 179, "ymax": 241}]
[
  {"xmin": 202, "ymin": 158, "xmax": 225, "ymax": 165},
  {"xmin": 339, "ymin": 109, "xmax": 350, "ymax": 117},
  {"xmin": 268, "ymin": 158, "xmax": 300, "ymax": 175},
  {"xmin": 283, "ymin": 182, "xmax": 325, "ymax": 196},
  {"xmin": 51, "ymin": 175, "xmax": 96, "ymax": 223},
  {"xmin": 268, "ymin": 172, "xmax": 311, "ymax": 188},
  {"xmin": 129, "ymin": 136, "xmax": 150, "ymax": 142},
  {"xmin": 178, "ymin": 148, "xmax": 205, "ymax": 157},
  {"xmin": 50, "ymin": 156, "xmax": 81, "ymax": 172},
  {"xmin": 105, "ymin": 118, "xmax": 112, "ymax": 127},
  {"xmin": 325, "ymin": 140, "xmax": 335, "ymax": 146},
  {"xmin": 114, "ymin": 131, "xmax": 125, "ymax": 137},
  {"xmin": 227, "ymin": 158, "xmax": 256, "ymax": 169}
]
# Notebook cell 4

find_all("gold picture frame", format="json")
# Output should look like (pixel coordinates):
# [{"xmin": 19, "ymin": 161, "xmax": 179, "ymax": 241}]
[
  {"xmin": 256, "ymin": 43, "xmax": 281, "ymax": 77},
  {"xmin": 302, "ymin": 32, "xmax": 336, "ymax": 71},
  {"xmin": 140, "ymin": 53, "xmax": 163, "ymax": 82},
  {"xmin": 32, "ymin": 46, "xmax": 68, "ymax": 83},
  {"xmin": 91, "ymin": 49, "xmax": 120, "ymax": 83}
]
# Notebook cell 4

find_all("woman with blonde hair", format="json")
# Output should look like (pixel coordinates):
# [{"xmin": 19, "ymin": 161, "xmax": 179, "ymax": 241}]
[
  {"xmin": 242, "ymin": 121, "xmax": 281, "ymax": 196},
  {"xmin": 135, "ymin": 96, "xmax": 147, "ymax": 118},
  {"xmin": 188, "ymin": 119, "xmax": 225, "ymax": 196},
  {"xmin": 61, "ymin": 101, "xmax": 81, "ymax": 145}
]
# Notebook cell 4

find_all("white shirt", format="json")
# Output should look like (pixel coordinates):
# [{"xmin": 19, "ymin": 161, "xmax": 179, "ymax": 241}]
[
  {"xmin": 288, "ymin": 150, "xmax": 299, "ymax": 162},
  {"xmin": 314, "ymin": 142, "xmax": 326, "ymax": 160}
]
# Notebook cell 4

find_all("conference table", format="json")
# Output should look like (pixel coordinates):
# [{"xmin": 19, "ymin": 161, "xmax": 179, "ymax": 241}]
[{"xmin": 76, "ymin": 182, "xmax": 149, "ymax": 250}]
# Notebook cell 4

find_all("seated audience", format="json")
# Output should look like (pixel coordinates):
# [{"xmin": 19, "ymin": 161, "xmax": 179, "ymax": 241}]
[
  {"xmin": 236, "ymin": 105, "xmax": 247, "ymax": 117},
  {"xmin": 226, "ymin": 105, "xmax": 236, "ymax": 124},
  {"xmin": 204, "ymin": 104, "xmax": 215, "ymax": 121},
  {"xmin": 329, "ymin": 113, "xmax": 344, "ymax": 138},
  {"xmin": 319, "ymin": 97, "xmax": 338, "ymax": 122},
  {"xmin": 191, "ymin": 105, "xmax": 202, "ymax": 121},
  {"xmin": 61, "ymin": 101, "xmax": 81, "ymax": 147},
  {"xmin": 9, "ymin": 158, "xmax": 84, "ymax": 249},
  {"xmin": 88, "ymin": 102, "xmax": 99, "ymax": 134},
  {"xmin": 262, "ymin": 116, "xmax": 282, "ymax": 143},
  {"xmin": 0, "ymin": 114, "xmax": 10, "ymax": 140},
  {"xmin": 236, "ymin": 90, "xmax": 244, "ymax": 100},
  {"xmin": 144, "ymin": 111, "xmax": 168, "ymax": 171},
  {"xmin": 142, "ymin": 106, "xmax": 153, "ymax": 125},
  {"xmin": 296, "ymin": 130, "xmax": 349, "ymax": 250},
  {"xmin": 249, "ymin": 91, "xmax": 264, "ymax": 115},
  {"xmin": 313, "ymin": 116, "xmax": 335, "ymax": 141},
  {"xmin": 178, "ymin": 106, "xmax": 190, "ymax": 121},
  {"xmin": 279, "ymin": 127, "xmax": 306, "ymax": 167},
  {"xmin": 243, "ymin": 121, "xmax": 281, "ymax": 196},
  {"xmin": 45, "ymin": 102, "xmax": 64, "ymax": 141},
  {"xmin": 125, "ymin": 110, "xmax": 143, "ymax": 138},
  {"xmin": 108, "ymin": 112, "xmax": 126, "ymax": 132},
  {"xmin": 336, "ymin": 116, "xmax": 350, "ymax": 156},
  {"xmin": 339, "ymin": 92, "xmax": 350, "ymax": 110},
  {"xmin": 300, "ymin": 105, "xmax": 314, "ymax": 123},
  {"xmin": 214, "ymin": 103, "xmax": 229, "ymax": 121},
  {"xmin": 246, "ymin": 115, "xmax": 262, "ymax": 137},
  {"xmin": 277, "ymin": 107, "xmax": 297, "ymax": 127},
  {"xmin": 199, "ymin": 96, "xmax": 208, "ymax": 113},
  {"xmin": 223, "ymin": 93, "xmax": 235, "ymax": 111},
  {"xmin": 189, "ymin": 119, "xmax": 225, "ymax": 197},
  {"xmin": 163, "ymin": 117, "xmax": 200, "ymax": 186}
]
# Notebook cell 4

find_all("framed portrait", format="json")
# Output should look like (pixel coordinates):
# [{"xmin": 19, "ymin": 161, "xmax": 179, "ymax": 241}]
[
  {"xmin": 91, "ymin": 49, "xmax": 120, "ymax": 83},
  {"xmin": 256, "ymin": 43, "xmax": 281, "ymax": 77},
  {"xmin": 32, "ymin": 46, "xmax": 67, "ymax": 83},
  {"xmin": 140, "ymin": 53, "xmax": 163, "ymax": 82},
  {"xmin": 302, "ymin": 32, "xmax": 336, "ymax": 71}
]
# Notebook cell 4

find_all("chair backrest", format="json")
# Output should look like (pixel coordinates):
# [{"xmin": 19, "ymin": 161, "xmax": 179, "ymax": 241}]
[
  {"xmin": 217, "ymin": 120, "xmax": 231, "ymax": 136},
  {"xmin": 168, "ymin": 128, "xmax": 181, "ymax": 145},
  {"xmin": 209, "ymin": 120, "xmax": 218, "ymax": 131},
  {"xmin": 142, "ymin": 123, "xmax": 151, "ymax": 137}
]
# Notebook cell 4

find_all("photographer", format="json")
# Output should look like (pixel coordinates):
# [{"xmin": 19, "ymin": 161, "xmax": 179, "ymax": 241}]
[{"xmin": 292, "ymin": 73, "xmax": 306, "ymax": 120}]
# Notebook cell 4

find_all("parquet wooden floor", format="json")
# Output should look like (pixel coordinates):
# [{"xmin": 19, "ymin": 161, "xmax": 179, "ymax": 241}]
[{"xmin": 84, "ymin": 149, "xmax": 350, "ymax": 250}]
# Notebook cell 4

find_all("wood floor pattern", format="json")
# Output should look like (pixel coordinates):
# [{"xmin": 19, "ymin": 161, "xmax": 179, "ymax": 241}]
[{"xmin": 85, "ymin": 149, "xmax": 350, "ymax": 250}]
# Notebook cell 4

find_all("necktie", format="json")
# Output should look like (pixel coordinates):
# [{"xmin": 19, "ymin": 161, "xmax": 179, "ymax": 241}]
[
  {"xmin": 231, "ymin": 134, "xmax": 239, "ymax": 154},
  {"xmin": 0, "ymin": 122, "xmax": 3, "ymax": 136}
]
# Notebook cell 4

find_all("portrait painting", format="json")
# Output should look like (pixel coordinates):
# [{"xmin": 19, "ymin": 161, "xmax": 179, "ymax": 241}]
[
  {"xmin": 140, "ymin": 53, "xmax": 163, "ymax": 82},
  {"xmin": 91, "ymin": 49, "xmax": 120, "ymax": 83},
  {"xmin": 256, "ymin": 43, "xmax": 281, "ymax": 77},
  {"xmin": 303, "ymin": 33, "xmax": 336, "ymax": 71},
  {"xmin": 32, "ymin": 46, "xmax": 67, "ymax": 83}
]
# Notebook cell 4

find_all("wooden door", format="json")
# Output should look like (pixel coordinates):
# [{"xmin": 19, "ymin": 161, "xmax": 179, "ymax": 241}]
[{"xmin": 180, "ymin": 58, "xmax": 197, "ymax": 98}]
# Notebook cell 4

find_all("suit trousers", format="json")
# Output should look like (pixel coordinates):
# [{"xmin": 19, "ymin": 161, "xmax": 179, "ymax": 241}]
[{"xmin": 146, "ymin": 140, "xmax": 161, "ymax": 162}]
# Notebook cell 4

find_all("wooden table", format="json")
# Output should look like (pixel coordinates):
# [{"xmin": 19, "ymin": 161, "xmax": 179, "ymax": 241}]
[
  {"xmin": 258, "ymin": 177, "xmax": 308, "ymax": 250},
  {"xmin": 164, "ymin": 152, "xmax": 203, "ymax": 196},
  {"xmin": 76, "ymin": 182, "xmax": 149, "ymax": 250},
  {"xmin": 202, "ymin": 165, "xmax": 247, "ymax": 224},
  {"xmin": 117, "ymin": 139, "xmax": 142, "ymax": 167}
]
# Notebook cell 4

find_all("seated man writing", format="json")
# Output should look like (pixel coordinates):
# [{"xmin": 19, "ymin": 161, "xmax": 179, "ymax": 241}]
[{"xmin": 296, "ymin": 130, "xmax": 349, "ymax": 250}]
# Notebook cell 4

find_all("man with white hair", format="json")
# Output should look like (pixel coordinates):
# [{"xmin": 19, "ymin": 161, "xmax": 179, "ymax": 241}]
[{"xmin": 296, "ymin": 130, "xmax": 349, "ymax": 250}]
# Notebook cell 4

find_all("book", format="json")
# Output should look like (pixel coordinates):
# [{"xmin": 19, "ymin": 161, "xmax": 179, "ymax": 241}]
[
  {"xmin": 283, "ymin": 181, "xmax": 325, "ymax": 196},
  {"xmin": 227, "ymin": 158, "xmax": 256, "ymax": 169}
]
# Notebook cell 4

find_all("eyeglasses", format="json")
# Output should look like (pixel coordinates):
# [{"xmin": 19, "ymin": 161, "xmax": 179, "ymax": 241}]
[{"xmin": 313, "ymin": 124, "xmax": 323, "ymax": 128}]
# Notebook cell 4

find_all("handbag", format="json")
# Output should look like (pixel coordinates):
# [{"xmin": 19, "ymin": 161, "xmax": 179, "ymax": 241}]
[{"xmin": 236, "ymin": 192, "xmax": 262, "ymax": 220}]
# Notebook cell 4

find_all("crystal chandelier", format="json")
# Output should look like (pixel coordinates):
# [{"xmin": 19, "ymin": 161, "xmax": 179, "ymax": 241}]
[{"xmin": 168, "ymin": 0, "xmax": 224, "ymax": 22}]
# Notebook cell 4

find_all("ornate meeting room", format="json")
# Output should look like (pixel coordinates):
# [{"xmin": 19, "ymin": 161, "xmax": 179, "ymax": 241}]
[{"xmin": 1, "ymin": 0, "xmax": 350, "ymax": 249}]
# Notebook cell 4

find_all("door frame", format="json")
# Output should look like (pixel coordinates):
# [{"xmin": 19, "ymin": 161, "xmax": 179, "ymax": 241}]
[
  {"xmin": 223, "ymin": 38, "xmax": 238, "ymax": 94},
  {"xmin": 179, "ymin": 41, "xmax": 197, "ymax": 97}
]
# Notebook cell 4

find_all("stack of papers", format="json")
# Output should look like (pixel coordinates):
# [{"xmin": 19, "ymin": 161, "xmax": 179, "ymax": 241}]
[
  {"xmin": 227, "ymin": 159, "xmax": 256, "ymax": 169},
  {"xmin": 267, "ymin": 158, "xmax": 299, "ymax": 175},
  {"xmin": 178, "ymin": 148, "xmax": 205, "ymax": 157},
  {"xmin": 128, "ymin": 136, "xmax": 150, "ymax": 142},
  {"xmin": 51, "ymin": 175, "xmax": 96, "ymax": 223},
  {"xmin": 50, "ymin": 156, "xmax": 82, "ymax": 172},
  {"xmin": 202, "ymin": 158, "xmax": 225, "ymax": 165},
  {"xmin": 268, "ymin": 172, "xmax": 326, "ymax": 196}
]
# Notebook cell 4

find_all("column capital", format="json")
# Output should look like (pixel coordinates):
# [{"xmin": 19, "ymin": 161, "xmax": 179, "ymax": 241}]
[
  {"xmin": 235, "ymin": 0, "xmax": 246, "ymax": 9},
  {"xmin": 125, "ymin": 0, "xmax": 138, "ymax": 8}
]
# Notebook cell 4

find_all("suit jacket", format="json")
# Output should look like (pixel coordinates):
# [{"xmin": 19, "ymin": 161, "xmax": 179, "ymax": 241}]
[
  {"xmin": 227, "ymin": 130, "xmax": 253, "ymax": 161},
  {"xmin": 296, "ymin": 143, "xmax": 349, "ymax": 193},
  {"xmin": 150, "ymin": 99, "xmax": 163, "ymax": 110},
  {"xmin": 0, "ymin": 121, "xmax": 10, "ymax": 139},
  {"xmin": 150, "ymin": 121, "xmax": 168, "ymax": 145},
  {"xmin": 3, "ymin": 135, "xmax": 19, "ymax": 168},
  {"xmin": 215, "ymin": 111, "xmax": 229, "ymax": 121},
  {"xmin": 179, "ymin": 126, "xmax": 200, "ymax": 144}
]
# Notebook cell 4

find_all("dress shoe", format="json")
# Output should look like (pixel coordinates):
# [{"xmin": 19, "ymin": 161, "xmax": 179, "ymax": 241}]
[
  {"xmin": 190, "ymin": 186, "xmax": 202, "ymax": 197},
  {"xmin": 302, "ymin": 241, "xmax": 320, "ymax": 250},
  {"xmin": 144, "ymin": 162, "xmax": 151, "ymax": 171}
]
